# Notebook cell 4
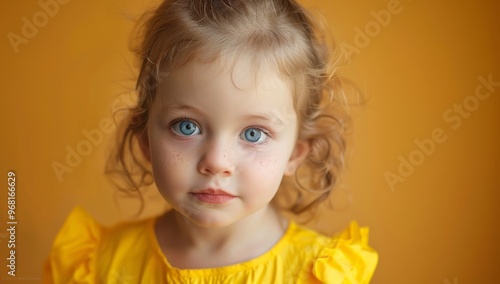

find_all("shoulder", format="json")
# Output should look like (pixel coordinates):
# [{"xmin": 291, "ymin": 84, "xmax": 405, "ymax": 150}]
[
  {"xmin": 99, "ymin": 213, "xmax": 155, "ymax": 256},
  {"xmin": 43, "ymin": 207, "xmax": 159, "ymax": 283},
  {"xmin": 290, "ymin": 221, "xmax": 379, "ymax": 284}
]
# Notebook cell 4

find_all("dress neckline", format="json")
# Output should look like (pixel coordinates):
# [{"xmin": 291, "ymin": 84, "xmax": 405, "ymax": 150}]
[{"xmin": 147, "ymin": 216, "xmax": 296, "ymax": 276}]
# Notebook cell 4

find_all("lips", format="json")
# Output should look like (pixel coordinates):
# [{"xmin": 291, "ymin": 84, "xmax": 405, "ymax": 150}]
[{"xmin": 189, "ymin": 188, "xmax": 236, "ymax": 204}]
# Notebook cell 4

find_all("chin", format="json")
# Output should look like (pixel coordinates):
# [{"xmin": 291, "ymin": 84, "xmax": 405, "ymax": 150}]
[
  {"xmin": 174, "ymin": 205, "xmax": 238, "ymax": 228},
  {"xmin": 188, "ymin": 213, "xmax": 238, "ymax": 229}
]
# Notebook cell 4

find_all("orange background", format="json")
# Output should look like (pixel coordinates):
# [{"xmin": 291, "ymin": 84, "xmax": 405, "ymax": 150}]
[{"xmin": 1, "ymin": 0, "xmax": 499, "ymax": 283}]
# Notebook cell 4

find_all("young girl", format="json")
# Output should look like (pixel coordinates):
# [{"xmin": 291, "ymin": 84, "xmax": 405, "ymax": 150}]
[{"xmin": 44, "ymin": 0, "xmax": 378, "ymax": 283}]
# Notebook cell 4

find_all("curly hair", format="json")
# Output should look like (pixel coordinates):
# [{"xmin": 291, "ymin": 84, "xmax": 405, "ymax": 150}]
[{"xmin": 106, "ymin": 0, "xmax": 349, "ymax": 216}]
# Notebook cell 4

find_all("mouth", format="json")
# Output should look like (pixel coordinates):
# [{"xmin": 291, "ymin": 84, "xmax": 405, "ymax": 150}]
[{"xmin": 189, "ymin": 188, "xmax": 237, "ymax": 204}]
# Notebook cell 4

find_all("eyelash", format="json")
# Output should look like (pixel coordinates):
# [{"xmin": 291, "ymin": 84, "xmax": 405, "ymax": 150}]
[
  {"xmin": 168, "ymin": 117, "xmax": 272, "ymax": 142},
  {"xmin": 243, "ymin": 126, "xmax": 272, "ymax": 139},
  {"xmin": 245, "ymin": 127, "xmax": 272, "ymax": 146},
  {"xmin": 169, "ymin": 116, "xmax": 201, "ymax": 134}
]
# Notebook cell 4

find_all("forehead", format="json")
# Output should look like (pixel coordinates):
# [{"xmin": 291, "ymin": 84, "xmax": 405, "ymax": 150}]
[{"xmin": 156, "ymin": 55, "xmax": 294, "ymax": 110}]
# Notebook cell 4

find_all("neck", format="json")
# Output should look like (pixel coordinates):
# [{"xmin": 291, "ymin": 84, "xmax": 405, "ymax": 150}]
[
  {"xmin": 164, "ymin": 205, "xmax": 287, "ymax": 253},
  {"xmin": 185, "ymin": 206, "xmax": 283, "ymax": 250}
]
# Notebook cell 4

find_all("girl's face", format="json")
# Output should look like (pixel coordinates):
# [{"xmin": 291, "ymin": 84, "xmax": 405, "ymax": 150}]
[{"xmin": 142, "ymin": 57, "xmax": 308, "ymax": 228}]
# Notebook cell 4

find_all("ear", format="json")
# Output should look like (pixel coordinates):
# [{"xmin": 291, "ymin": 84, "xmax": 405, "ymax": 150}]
[
  {"xmin": 137, "ymin": 130, "xmax": 151, "ymax": 163},
  {"xmin": 284, "ymin": 139, "xmax": 310, "ymax": 176}
]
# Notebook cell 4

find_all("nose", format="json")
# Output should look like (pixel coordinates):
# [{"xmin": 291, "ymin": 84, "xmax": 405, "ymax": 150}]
[{"xmin": 197, "ymin": 138, "xmax": 235, "ymax": 176}]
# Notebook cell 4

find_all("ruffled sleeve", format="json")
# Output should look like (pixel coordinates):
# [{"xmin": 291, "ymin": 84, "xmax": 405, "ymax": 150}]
[
  {"xmin": 312, "ymin": 221, "xmax": 378, "ymax": 284},
  {"xmin": 43, "ymin": 207, "xmax": 102, "ymax": 284}
]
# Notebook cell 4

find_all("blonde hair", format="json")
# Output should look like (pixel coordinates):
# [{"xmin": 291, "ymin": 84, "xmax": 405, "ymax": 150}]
[{"xmin": 107, "ymin": 0, "xmax": 349, "ymax": 216}]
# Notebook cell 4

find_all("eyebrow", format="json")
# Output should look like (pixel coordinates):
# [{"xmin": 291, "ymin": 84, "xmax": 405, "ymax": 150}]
[
  {"xmin": 159, "ymin": 104, "xmax": 290, "ymax": 126},
  {"xmin": 242, "ymin": 113, "xmax": 288, "ymax": 127},
  {"xmin": 159, "ymin": 104, "xmax": 206, "ymax": 116},
  {"xmin": 243, "ymin": 113, "xmax": 276, "ymax": 121}
]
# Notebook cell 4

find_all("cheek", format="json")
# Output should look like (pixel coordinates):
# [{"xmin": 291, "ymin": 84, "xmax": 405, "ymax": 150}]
[
  {"xmin": 150, "ymin": 135, "xmax": 199, "ymax": 167},
  {"xmin": 256, "ymin": 152, "xmax": 286, "ymax": 177},
  {"xmin": 149, "ymin": 140, "xmax": 194, "ymax": 190},
  {"xmin": 240, "ymin": 149, "xmax": 289, "ymax": 192},
  {"xmin": 151, "ymin": 142, "xmax": 181, "ymax": 169}
]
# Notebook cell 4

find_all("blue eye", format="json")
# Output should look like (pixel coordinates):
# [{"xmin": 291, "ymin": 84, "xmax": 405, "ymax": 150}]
[
  {"xmin": 172, "ymin": 120, "xmax": 200, "ymax": 136},
  {"xmin": 241, "ymin": 128, "xmax": 267, "ymax": 143}
]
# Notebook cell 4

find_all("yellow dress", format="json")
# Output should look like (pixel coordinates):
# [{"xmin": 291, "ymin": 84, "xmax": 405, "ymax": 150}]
[{"xmin": 44, "ymin": 207, "xmax": 378, "ymax": 283}]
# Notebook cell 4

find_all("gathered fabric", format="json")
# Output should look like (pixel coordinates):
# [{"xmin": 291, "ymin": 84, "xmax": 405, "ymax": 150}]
[{"xmin": 44, "ymin": 207, "xmax": 378, "ymax": 283}]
